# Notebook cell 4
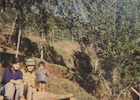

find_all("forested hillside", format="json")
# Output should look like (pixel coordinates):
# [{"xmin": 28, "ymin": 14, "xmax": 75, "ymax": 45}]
[{"xmin": 0, "ymin": 0, "xmax": 140, "ymax": 100}]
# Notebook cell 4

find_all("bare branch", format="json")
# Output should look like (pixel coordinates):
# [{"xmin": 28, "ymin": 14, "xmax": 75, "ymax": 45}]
[
  {"xmin": 100, "ymin": 72, "xmax": 112, "ymax": 96},
  {"xmin": 0, "ymin": 61, "xmax": 4, "ymax": 67},
  {"xmin": 130, "ymin": 87, "xmax": 140, "ymax": 96},
  {"xmin": 116, "ymin": 85, "xmax": 131, "ymax": 100}
]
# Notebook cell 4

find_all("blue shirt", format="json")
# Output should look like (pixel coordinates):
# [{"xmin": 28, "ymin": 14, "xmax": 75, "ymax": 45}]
[
  {"xmin": 1, "ymin": 68, "xmax": 23, "ymax": 85},
  {"xmin": 35, "ymin": 69, "xmax": 49, "ymax": 83}
]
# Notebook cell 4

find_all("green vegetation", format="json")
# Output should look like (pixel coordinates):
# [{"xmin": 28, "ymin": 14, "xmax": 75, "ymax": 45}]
[{"xmin": 0, "ymin": 0, "xmax": 139, "ymax": 100}]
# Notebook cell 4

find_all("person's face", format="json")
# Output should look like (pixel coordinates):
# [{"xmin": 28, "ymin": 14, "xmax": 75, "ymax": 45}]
[
  {"xmin": 39, "ymin": 64, "xmax": 44, "ymax": 70},
  {"xmin": 12, "ymin": 63, "xmax": 20, "ymax": 70},
  {"xmin": 27, "ymin": 65, "xmax": 34, "ymax": 72}
]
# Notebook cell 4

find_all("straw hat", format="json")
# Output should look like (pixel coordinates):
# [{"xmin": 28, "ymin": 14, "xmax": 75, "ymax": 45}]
[{"xmin": 26, "ymin": 58, "xmax": 35, "ymax": 66}]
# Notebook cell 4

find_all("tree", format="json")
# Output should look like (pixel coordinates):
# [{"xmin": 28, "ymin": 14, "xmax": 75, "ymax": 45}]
[
  {"xmin": 58, "ymin": 0, "xmax": 139, "ymax": 99},
  {"xmin": 2, "ymin": 0, "xmax": 139, "ymax": 99},
  {"xmin": 82, "ymin": 0, "xmax": 140, "ymax": 99}
]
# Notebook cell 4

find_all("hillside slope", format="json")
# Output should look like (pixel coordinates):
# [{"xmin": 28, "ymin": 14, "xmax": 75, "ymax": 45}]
[{"xmin": 0, "ymin": 34, "xmax": 98, "ymax": 100}]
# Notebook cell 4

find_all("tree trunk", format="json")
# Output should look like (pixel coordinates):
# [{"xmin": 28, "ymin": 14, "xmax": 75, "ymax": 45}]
[
  {"xmin": 62, "ymin": 31, "xmax": 64, "ymax": 40},
  {"xmin": 113, "ymin": 0, "xmax": 116, "ymax": 32},
  {"xmin": 40, "ymin": 30, "xmax": 43, "ymax": 59},
  {"xmin": 7, "ymin": 15, "xmax": 17, "ymax": 45},
  {"xmin": 49, "ymin": 29, "xmax": 52, "ymax": 44},
  {"xmin": 1, "ymin": 0, "xmax": 6, "ymax": 12},
  {"xmin": 72, "ymin": 35, "xmax": 74, "ymax": 42},
  {"xmin": 28, "ymin": 25, "xmax": 31, "ymax": 36},
  {"xmin": 112, "ymin": 68, "xmax": 117, "ymax": 99},
  {"xmin": 134, "ymin": 0, "xmax": 138, "ymax": 26},
  {"xmin": 53, "ymin": 29, "xmax": 54, "ymax": 41},
  {"xmin": 95, "ymin": 60, "xmax": 98, "ymax": 72},
  {"xmin": 15, "ymin": 27, "xmax": 21, "ymax": 58}
]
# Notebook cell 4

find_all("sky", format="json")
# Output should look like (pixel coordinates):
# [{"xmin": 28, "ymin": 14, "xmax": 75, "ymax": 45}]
[{"xmin": 45, "ymin": 0, "xmax": 89, "ymax": 22}]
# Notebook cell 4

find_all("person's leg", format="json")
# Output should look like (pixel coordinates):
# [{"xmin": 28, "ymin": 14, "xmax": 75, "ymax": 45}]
[
  {"xmin": 15, "ymin": 83, "xmax": 24, "ymax": 100},
  {"xmin": 32, "ymin": 88, "xmax": 37, "ymax": 100},
  {"xmin": 42, "ymin": 83, "xmax": 46, "ymax": 92},
  {"xmin": 4, "ymin": 82, "xmax": 15, "ymax": 100},
  {"xmin": 1, "ymin": 86, "xmax": 5, "ymax": 95},
  {"xmin": 23, "ymin": 85, "xmax": 28, "ymax": 99},
  {"xmin": 39, "ymin": 83, "xmax": 41, "ymax": 92},
  {"xmin": 27, "ymin": 86, "xmax": 32, "ymax": 100},
  {"xmin": 41, "ymin": 83, "xmax": 44, "ymax": 92},
  {"xmin": 1, "ymin": 86, "xmax": 6, "ymax": 99}
]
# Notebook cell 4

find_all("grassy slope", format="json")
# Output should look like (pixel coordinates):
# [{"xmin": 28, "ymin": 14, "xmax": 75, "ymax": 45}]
[
  {"xmin": 0, "ymin": 11, "xmax": 136, "ymax": 100},
  {"xmin": 32, "ymin": 40, "xmax": 97, "ymax": 100},
  {"xmin": 0, "ymin": 35, "xmax": 97, "ymax": 100},
  {"xmin": 51, "ymin": 40, "xmax": 80, "ymax": 69},
  {"xmin": 50, "ymin": 40, "xmax": 96, "ymax": 69}
]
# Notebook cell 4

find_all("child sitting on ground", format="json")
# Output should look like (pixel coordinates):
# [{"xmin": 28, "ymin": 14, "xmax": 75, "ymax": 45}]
[
  {"xmin": 35, "ymin": 61, "xmax": 50, "ymax": 92},
  {"xmin": 1, "ymin": 58, "xmax": 23, "ymax": 100}
]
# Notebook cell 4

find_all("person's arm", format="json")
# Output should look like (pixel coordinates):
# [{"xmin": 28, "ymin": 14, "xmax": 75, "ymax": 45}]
[
  {"xmin": 10, "ymin": 79, "xmax": 22, "ymax": 85},
  {"xmin": 18, "ymin": 71, "xmax": 23, "ymax": 82},
  {"xmin": 3, "ymin": 68, "xmax": 12, "ymax": 83},
  {"xmin": 44, "ymin": 69, "xmax": 50, "ymax": 76},
  {"xmin": 10, "ymin": 71, "xmax": 23, "ymax": 85},
  {"xmin": 46, "ymin": 70, "xmax": 50, "ymax": 76},
  {"xmin": 29, "ymin": 80, "xmax": 35, "ymax": 88},
  {"xmin": 35, "ymin": 70, "xmax": 39, "ymax": 76}
]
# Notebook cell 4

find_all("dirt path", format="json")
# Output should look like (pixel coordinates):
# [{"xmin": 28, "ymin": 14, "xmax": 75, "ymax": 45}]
[
  {"xmin": 0, "ymin": 92, "xmax": 75, "ymax": 100},
  {"xmin": 36, "ymin": 92, "xmax": 75, "ymax": 100}
]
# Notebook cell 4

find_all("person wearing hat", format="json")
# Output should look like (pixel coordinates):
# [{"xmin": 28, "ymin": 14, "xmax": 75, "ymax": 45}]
[{"xmin": 21, "ymin": 58, "xmax": 36, "ymax": 100}]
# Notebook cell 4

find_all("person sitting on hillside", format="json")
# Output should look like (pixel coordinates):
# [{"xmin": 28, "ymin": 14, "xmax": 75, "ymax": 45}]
[
  {"xmin": 21, "ymin": 58, "xmax": 37, "ymax": 100},
  {"xmin": 1, "ymin": 58, "xmax": 23, "ymax": 100},
  {"xmin": 35, "ymin": 61, "xmax": 50, "ymax": 92}
]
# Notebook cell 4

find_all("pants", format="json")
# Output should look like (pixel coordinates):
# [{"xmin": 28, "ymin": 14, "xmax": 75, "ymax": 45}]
[
  {"xmin": 1, "ymin": 82, "xmax": 23, "ymax": 100},
  {"xmin": 23, "ymin": 85, "xmax": 37, "ymax": 100}
]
